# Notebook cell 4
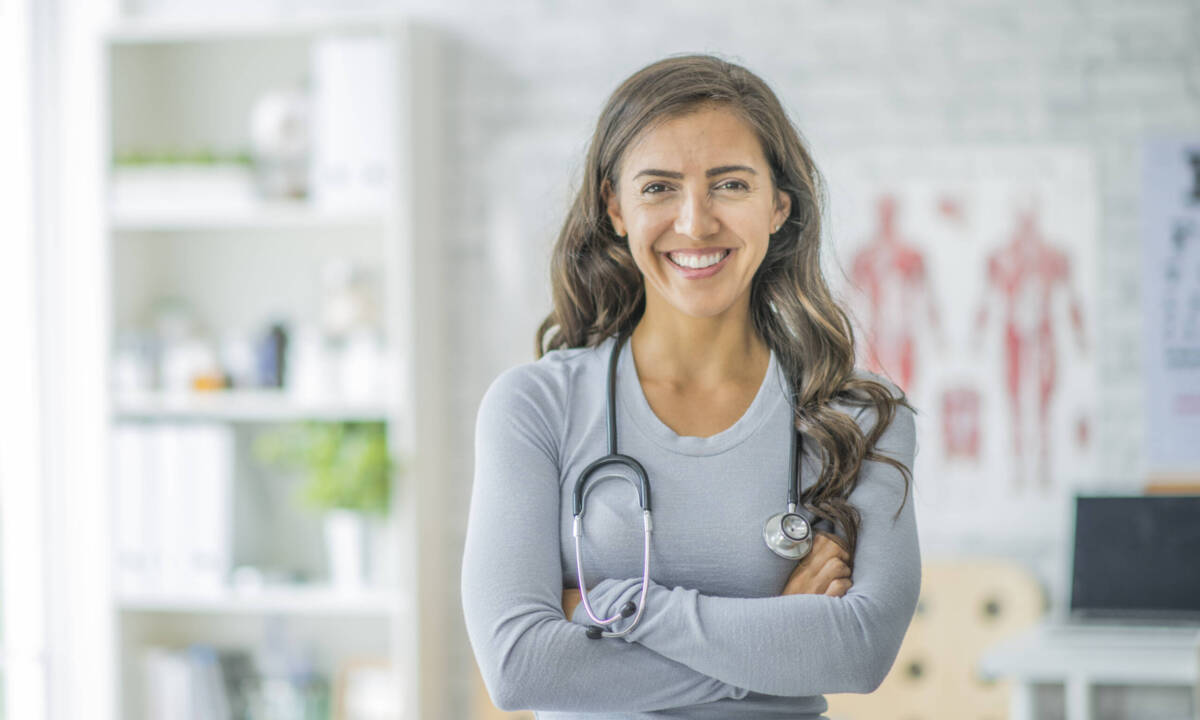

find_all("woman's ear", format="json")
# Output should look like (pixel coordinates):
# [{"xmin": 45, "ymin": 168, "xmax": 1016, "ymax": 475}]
[
  {"xmin": 602, "ymin": 179, "xmax": 626, "ymax": 237},
  {"xmin": 774, "ymin": 189, "xmax": 792, "ymax": 232}
]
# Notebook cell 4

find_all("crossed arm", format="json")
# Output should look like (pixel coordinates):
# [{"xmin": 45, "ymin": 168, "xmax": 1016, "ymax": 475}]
[
  {"xmin": 461, "ymin": 367, "xmax": 920, "ymax": 712},
  {"xmin": 561, "ymin": 528, "xmax": 852, "ymax": 620},
  {"xmin": 461, "ymin": 368, "xmax": 747, "ymax": 712},
  {"xmin": 565, "ymin": 427, "xmax": 919, "ymax": 696}
]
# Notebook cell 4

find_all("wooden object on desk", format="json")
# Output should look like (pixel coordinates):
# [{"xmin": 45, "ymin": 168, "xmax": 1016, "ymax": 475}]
[
  {"xmin": 1145, "ymin": 475, "xmax": 1200, "ymax": 495},
  {"xmin": 825, "ymin": 559, "xmax": 1044, "ymax": 720},
  {"xmin": 333, "ymin": 657, "xmax": 394, "ymax": 720}
]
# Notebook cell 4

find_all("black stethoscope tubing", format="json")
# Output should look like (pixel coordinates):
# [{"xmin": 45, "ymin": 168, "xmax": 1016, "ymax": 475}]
[
  {"xmin": 571, "ymin": 333, "xmax": 827, "ymax": 640},
  {"xmin": 572, "ymin": 333, "xmax": 652, "ymax": 639}
]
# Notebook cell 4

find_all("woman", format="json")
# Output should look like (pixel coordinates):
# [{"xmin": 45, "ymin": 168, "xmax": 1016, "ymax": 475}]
[{"xmin": 461, "ymin": 54, "xmax": 919, "ymax": 719}]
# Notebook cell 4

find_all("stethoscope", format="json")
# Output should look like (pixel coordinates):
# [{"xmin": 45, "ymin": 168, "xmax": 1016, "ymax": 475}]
[{"xmin": 572, "ymin": 333, "xmax": 831, "ymax": 639}]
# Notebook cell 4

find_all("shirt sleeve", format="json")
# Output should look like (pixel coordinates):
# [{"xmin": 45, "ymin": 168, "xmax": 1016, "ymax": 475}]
[
  {"xmin": 580, "ymin": 401, "xmax": 921, "ymax": 697},
  {"xmin": 461, "ymin": 364, "xmax": 749, "ymax": 713}
]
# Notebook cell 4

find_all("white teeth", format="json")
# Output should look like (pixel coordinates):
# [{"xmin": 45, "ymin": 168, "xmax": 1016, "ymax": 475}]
[{"xmin": 668, "ymin": 250, "xmax": 728, "ymax": 269}]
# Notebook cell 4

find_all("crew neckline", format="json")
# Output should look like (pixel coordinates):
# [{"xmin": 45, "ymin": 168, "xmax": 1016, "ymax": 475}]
[{"xmin": 610, "ymin": 334, "xmax": 785, "ymax": 457}]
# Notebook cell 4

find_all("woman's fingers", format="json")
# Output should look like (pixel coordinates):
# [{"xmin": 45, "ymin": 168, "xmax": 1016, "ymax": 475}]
[
  {"xmin": 825, "ymin": 577, "xmax": 852, "ymax": 597},
  {"xmin": 815, "ymin": 557, "xmax": 852, "ymax": 586},
  {"xmin": 562, "ymin": 588, "xmax": 582, "ymax": 619},
  {"xmin": 782, "ymin": 554, "xmax": 853, "ymax": 596},
  {"xmin": 778, "ymin": 532, "xmax": 855, "ymax": 596},
  {"xmin": 813, "ymin": 532, "xmax": 851, "ymax": 566}
]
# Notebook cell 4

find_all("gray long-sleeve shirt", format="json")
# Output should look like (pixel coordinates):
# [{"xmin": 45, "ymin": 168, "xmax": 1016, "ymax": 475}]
[{"xmin": 461, "ymin": 335, "xmax": 920, "ymax": 718}]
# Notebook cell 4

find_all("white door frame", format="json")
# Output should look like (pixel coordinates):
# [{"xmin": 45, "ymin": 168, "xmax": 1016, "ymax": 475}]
[
  {"xmin": 1, "ymin": 1, "xmax": 116, "ymax": 719},
  {"xmin": 0, "ymin": 0, "xmax": 51, "ymax": 718}
]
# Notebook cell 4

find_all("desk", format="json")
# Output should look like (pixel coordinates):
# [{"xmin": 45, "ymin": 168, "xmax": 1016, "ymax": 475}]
[{"xmin": 979, "ymin": 623, "xmax": 1200, "ymax": 720}]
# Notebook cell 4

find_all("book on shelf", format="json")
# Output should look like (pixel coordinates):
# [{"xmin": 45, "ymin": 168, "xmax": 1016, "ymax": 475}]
[
  {"xmin": 309, "ymin": 33, "xmax": 397, "ymax": 212},
  {"xmin": 143, "ymin": 645, "xmax": 234, "ymax": 720},
  {"xmin": 113, "ymin": 422, "xmax": 233, "ymax": 596}
]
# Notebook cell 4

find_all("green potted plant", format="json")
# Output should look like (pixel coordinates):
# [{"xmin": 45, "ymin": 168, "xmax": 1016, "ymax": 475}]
[{"xmin": 254, "ymin": 421, "xmax": 396, "ymax": 589}]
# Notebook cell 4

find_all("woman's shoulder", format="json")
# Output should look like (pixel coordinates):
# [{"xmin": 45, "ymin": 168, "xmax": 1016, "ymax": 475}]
[
  {"xmin": 478, "ymin": 341, "xmax": 609, "ymax": 420},
  {"xmin": 841, "ymin": 367, "xmax": 915, "ymax": 449},
  {"xmin": 849, "ymin": 367, "xmax": 903, "ymax": 399},
  {"xmin": 826, "ymin": 368, "xmax": 912, "ymax": 434},
  {"xmin": 488, "ymin": 341, "xmax": 606, "ymax": 392}
]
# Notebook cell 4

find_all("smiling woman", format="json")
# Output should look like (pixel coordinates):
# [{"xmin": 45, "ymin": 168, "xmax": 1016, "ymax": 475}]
[
  {"xmin": 462, "ymin": 54, "xmax": 919, "ymax": 719},
  {"xmin": 603, "ymin": 107, "xmax": 789, "ymax": 340}
]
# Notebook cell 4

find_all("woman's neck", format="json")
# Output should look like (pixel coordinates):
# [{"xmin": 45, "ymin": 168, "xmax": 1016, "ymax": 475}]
[{"xmin": 630, "ymin": 299, "xmax": 769, "ymax": 391}]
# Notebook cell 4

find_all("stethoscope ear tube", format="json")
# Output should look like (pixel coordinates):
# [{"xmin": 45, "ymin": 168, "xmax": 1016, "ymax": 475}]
[
  {"xmin": 574, "ymin": 507, "xmax": 652, "ymax": 638},
  {"xmin": 572, "ymin": 454, "xmax": 651, "ymax": 516},
  {"xmin": 572, "ymin": 333, "xmax": 656, "ymax": 639}
]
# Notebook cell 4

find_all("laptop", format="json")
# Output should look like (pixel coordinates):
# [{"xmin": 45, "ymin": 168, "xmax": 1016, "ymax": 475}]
[
  {"xmin": 1068, "ymin": 494, "xmax": 1200, "ymax": 625},
  {"xmin": 983, "ymin": 496, "xmax": 1200, "ymax": 719}
]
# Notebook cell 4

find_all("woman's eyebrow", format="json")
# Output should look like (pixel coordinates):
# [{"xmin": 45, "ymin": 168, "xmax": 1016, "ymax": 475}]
[
  {"xmin": 706, "ymin": 164, "xmax": 757, "ymax": 177},
  {"xmin": 633, "ymin": 168, "xmax": 684, "ymax": 179},
  {"xmin": 632, "ymin": 165, "xmax": 758, "ymax": 180}
]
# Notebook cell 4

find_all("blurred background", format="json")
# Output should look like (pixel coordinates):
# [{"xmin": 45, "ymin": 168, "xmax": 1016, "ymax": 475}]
[{"xmin": 2, "ymin": 0, "xmax": 1199, "ymax": 719}]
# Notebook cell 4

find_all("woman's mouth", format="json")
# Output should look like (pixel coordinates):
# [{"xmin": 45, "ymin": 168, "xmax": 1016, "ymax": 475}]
[{"xmin": 664, "ymin": 248, "xmax": 733, "ymax": 278}]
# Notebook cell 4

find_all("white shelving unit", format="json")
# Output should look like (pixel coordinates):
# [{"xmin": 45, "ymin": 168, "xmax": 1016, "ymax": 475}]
[{"xmin": 102, "ymin": 12, "xmax": 451, "ymax": 720}]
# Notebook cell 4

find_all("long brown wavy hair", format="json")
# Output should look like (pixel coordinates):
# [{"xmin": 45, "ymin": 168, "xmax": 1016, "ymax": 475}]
[{"xmin": 535, "ymin": 54, "xmax": 913, "ymax": 558}]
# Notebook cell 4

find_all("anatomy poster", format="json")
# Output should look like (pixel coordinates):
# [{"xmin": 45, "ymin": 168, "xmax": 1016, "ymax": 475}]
[
  {"xmin": 1143, "ymin": 138, "xmax": 1200, "ymax": 472},
  {"xmin": 822, "ymin": 147, "xmax": 1098, "ymax": 546}
]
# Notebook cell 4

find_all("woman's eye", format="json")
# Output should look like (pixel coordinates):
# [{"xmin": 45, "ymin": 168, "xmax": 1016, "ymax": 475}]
[
  {"xmin": 716, "ymin": 179, "xmax": 749, "ymax": 191},
  {"xmin": 641, "ymin": 182, "xmax": 670, "ymax": 194}
]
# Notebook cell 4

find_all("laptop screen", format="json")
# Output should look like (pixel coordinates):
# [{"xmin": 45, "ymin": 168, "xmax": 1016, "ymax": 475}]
[{"xmin": 1071, "ymin": 495, "xmax": 1200, "ymax": 621}]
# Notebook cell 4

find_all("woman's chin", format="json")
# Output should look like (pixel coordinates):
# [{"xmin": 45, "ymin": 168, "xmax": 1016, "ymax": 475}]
[
  {"xmin": 642, "ymin": 275, "xmax": 751, "ymax": 323},
  {"xmin": 661, "ymin": 296, "xmax": 743, "ymax": 322}
]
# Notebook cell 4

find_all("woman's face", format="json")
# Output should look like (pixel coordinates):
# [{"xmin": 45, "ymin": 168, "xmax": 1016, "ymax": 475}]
[{"xmin": 604, "ymin": 105, "xmax": 790, "ymax": 324}]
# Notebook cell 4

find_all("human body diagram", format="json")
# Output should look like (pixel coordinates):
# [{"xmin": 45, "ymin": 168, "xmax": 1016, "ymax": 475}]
[
  {"xmin": 973, "ymin": 207, "xmax": 1087, "ymax": 489},
  {"xmin": 850, "ymin": 194, "xmax": 944, "ymax": 394}
]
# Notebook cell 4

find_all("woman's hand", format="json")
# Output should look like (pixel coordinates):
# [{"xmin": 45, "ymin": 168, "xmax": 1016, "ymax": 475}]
[
  {"xmin": 780, "ymin": 532, "xmax": 852, "ymax": 597},
  {"xmin": 562, "ymin": 587, "xmax": 583, "ymax": 620}
]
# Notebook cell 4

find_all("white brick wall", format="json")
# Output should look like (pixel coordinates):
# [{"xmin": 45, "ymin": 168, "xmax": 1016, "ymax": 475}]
[{"xmin": 340, "ymin": 0, "xmax": 1200, "ymax": 712}]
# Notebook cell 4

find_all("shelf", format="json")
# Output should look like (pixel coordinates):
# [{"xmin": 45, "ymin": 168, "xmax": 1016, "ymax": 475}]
[
  {"xmin": 99, "ymin": 22, "xmax": 445, "ymax": 720},
  {"xmin": 105, "ymin": 12, "xmax": 406, "ymax": 45},
  {"xmin": 118, "ymin": 586, "xmax": 403, "ymax": 617},
  {"xmin": 109, "ymin": 202, "xmax": 388, "ymax": 233},
  {"xmin": 113, "ymin": 389, "xmax": 392, "ymax": 422}
]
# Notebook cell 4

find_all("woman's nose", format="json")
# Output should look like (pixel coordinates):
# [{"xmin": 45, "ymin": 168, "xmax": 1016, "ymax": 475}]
[{"xmin": 673, "ymin": 190, "xmax": 720, "ymax": 239}]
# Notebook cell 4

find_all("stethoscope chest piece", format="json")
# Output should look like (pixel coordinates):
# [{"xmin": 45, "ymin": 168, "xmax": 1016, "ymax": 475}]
[{"xmin": 763, "ymin": 510, "xmax": 814, "ymax": 560}]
